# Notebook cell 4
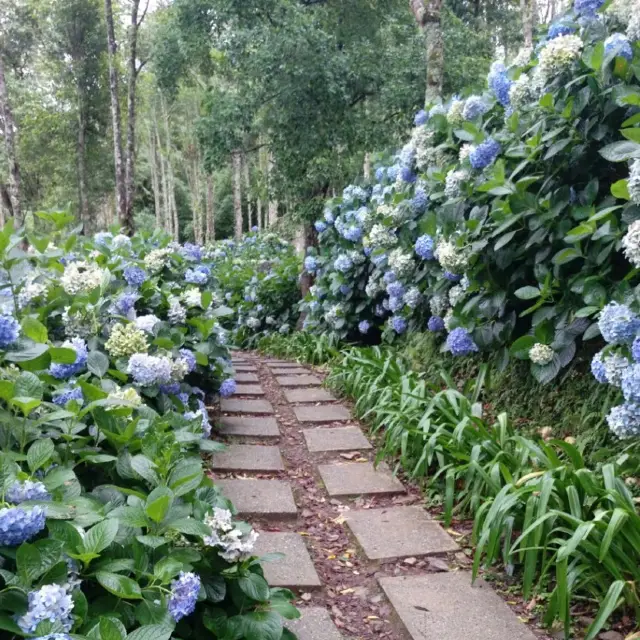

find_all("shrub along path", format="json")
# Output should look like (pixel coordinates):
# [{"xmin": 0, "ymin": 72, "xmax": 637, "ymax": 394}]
[{"xmin": 209, "ymin": 353, "xmax": 544, "ymax": 640}]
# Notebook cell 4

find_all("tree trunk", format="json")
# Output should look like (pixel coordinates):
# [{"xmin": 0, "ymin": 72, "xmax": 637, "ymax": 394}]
[
  {"xmin": 410, "ymin": 0, "xmax": 444, "ymax": 104},
  {"xmin": 124, "ymin": 0, "xmax": 142, "ymax": 234},
  {"xmin": 242, "ymin": 151, "xmax": 253, "ymax": 229},
  {"xmin": 76, "ymin": 80, "xmax": 90, "ymax": 233},
  {"xmin": 206, "ymin": 173, "xmax": 215, "ymax": 243},
  {"xmin": 256, "ymin": 197, "xmax": 262, "ymax": 231},
  {"xmin": 232, "ymin": 150, "xmax": 243, "ymax": 240},
  {"xmin": 267, "ymin": 151, "xmax": 278, "ymax": 227},
  {"xmin": 363, "ymin": 153, "xmax": 372, "ymax": 180},
  {"xmin": 0, "ymin": 58, "xmax": 21, "ymax": 225},
  {"xmin": 148, "ymin": 123, "xmax": 161, "ymax": 229},
  {"xmin": 521, "ymin": 0, "xmax": 534, "ymax": 48},
  {"xmin": 104, "ymin": 0, "xmax": 126, "ymax": 225}
]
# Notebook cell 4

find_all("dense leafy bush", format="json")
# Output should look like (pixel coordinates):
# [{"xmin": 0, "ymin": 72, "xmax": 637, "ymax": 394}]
[
  {"xmin": 0, "ymin": 217, "xmax": 298, "ymax": 640},
  {"xmin": 302, "ymin": 2, "xmax": 640, "ymax": 398},
  {"xmin": 209, "ymin": 231, "xmax": 301, "ymax": 346},
  {"xmin": 325, "ymin": 344, "xmax": 640, "ymax": 639}
]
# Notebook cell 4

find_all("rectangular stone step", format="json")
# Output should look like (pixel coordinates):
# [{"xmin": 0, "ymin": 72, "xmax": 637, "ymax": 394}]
[
  {"xmin": 266, "ymin": 361, "xmax": 298, "ymax": 367},
  {"xmin": 286, "ymin": 608, "xmax": 343, "ymax": 640},
  {"xmin": 304, "ymin": 427, "xmax": 372, "ymax": 453},
  {"xmin": 294, "ymin": 405, "xmax": 351, "ymax": 423},
  {"xmin": 221, "ymin": 398, "xmax": 274, "ymax": 414},
  {"xmin": 211, "ymin": 444, "xmax": 284, "ymax": 472},
  {"xmin": 254, "ymin": 532, "xmax": 321, "ymax": 590},
  {"xmin": 284, "ymin": 388, "xmax": 336, "ymax": 403},
  {"xmin": 216, "ymin": 478, "xmax": 297, "ymax": 520},
  {"xmin": 271, "ymin": 368, "xmax": 309, "ymax": 376},
  {"xmin": 236, "ymin": 372, "xmax": 259, "ymax": 383},
  {"xmin": 218, "ymin": 416, "xmax": 280, "ymax": 439},
  {"xmin": 233, "ymin": 365, "xmax": 257, "ymax": 373},
  {"xmin": 345, "ymin": 506, "xmax": 458, "ymax": 560},
  {"xmin": 379, "ymin": 573, "xmax": 537, "ymax": 640},
  {"xmin": 318, "ymin": 462, "xmax": 405, "ymax": 498},
  {"xmin": 233, "ymin": 384, "xmax": 265, "ymax": 396},
  {"xmin": 276, "ymin": 375, "xmax": 322, "ymax": 387}
]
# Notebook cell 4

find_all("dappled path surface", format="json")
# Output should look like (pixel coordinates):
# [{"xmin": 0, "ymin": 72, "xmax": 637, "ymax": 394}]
[{"xmin": 208, "ymin": 353, "xmax": 539, "ymax": 640}]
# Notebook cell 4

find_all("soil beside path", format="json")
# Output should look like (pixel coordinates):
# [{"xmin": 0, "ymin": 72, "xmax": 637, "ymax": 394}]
[{"xmin": 207, "ymin": 352, "xmax": 551, "ymax": 640}]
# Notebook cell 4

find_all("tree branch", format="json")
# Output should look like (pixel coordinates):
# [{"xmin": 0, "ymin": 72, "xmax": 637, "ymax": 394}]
[{"xmin": 410, "ymin": 0, "xmax": 427, "ymax": 27}]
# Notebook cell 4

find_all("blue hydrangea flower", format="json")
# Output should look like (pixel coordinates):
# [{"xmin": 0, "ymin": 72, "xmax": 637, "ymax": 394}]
[
  {"xmin": 0, "ymin": 506, "xmax": 46, "ymax": 546},
  {"xmin": 185, "ymin": 266, "xmax": 210, "ymax": 285},
  {"xmin": 159, "ymin": 382, "xmax": 181, "ymax": 395},
  {"xmin": 114, "ymin": 292, "xmax": 138, "ymax": 316},
  {"xmin": 383, "ymin": 271, "xmax": 397, "ymax": 284},
  {"xmin": 444, "ymin": 271, "xmax": 462, "ymax": 282},
  {"xmin": 414, "ymin": 109, "xmax": 429, "ymax": 126},
  {"xmin": 386, "ymin": 165, "xmax": 400, "ymax": 183},
  {"xmin": 220, "ymin": 379, "xmax": 236, "ymax": 398},
  {"xmin": 598, "ymin": 302, "xmax": 640, "ymax": 344},
  {"xmin": 0, "ymin": 314, "xmax": 20, "ymax": 348},
  {"xmin": 606, "ymin": 402, "xmax": 640, "ymax": 439},
  {"xmin": 415, "ymin": 235, "xmax": 435, "ymax": 260},
  {"xmin": 334, "ymin": 255, "xmax": 353, "ymax": 273},
  {"xmin": 488, "ymin": 62, "xmax": 512, "ymax": 107},
  {"xmin": 304, "ymin": 256, "xmax": 318, "ymax": 273},
  {"xmin": 339, "ymin": 284, "xmax": 352, "ymax": 295},
  {"xmin": 314, "ymin": 220, "xmax": 327, "ymax": 233},
  {"xmin": 390, "ymin": 316, "xmax": 407, "ymax": 334},
  {"xmin": 251, "ymin": 226, "xmax": 258, "ymax": 232},
  {"xmin": 342, "ymin": 226, "xmax": 363, "ymax": 242},
  {"xmin": 181, "ymin": 243, "xmax": 203, "ymax": 261},
  {"xmin": 548, "ymin": 21, "xmax": 575, "ymax": 39},
  {"xmin": 632, "ymin": 338, "xmax": 640, "ymax": 363},
  {"xmin": 358, "ymin": 320, "xmax": 370, "ymax": 334},
  {"xmin": 462, "ymin": 96, "xmax": 488, "ymax": 120},
  {"xmin": 168, "ymin": 572, "xmax": 200, "ymax": 622},
  {"xmin": 53, "ymin": 386, "xmax": 84, "ymax": 407},
  {"xmin": 470, "ymin": 138, "xmax": 501, "ymax": 170},
  {"xmin": 412, "ymin": 189, "xmax": 429, "ymax": 213},
  {"xmin": 591, "ymin": 351, "xmax": 608, "ymax": 383},
  {"xmin": 324, "ymin": 209, "xmax": 335, "ymax": 224},
  {"xmin": 18, "ymin": 583, "xmax": 74, "ymax": 633},
  {"xmin": 50, "ymin": 338, "xmax": 88, "ymax": 379},
  {"xmin": 371, "ymin": 252, "xmax": 387, "ymax": 267},
  {"xmin": 399, "ymin": 167, "xmax": 417, "ymax": 183},
  {"xmin": 6, "ymin": 480, "xmax": 50, "ymax": 504},
  {"xmin": 59, "ymin": 254, "xmax": 77, "ymax": 266},
  {"xmin": 386, "ymin": 282, "xmax": 405, "ymax": 298},
  {"xmin": 388, "ymin": 296, "xmax": 404, "ymax": 313},
  {"xmin": 446, "ymin": 328, "xmax": 479, "ymax": 356},
  {"xmin": 574, "ymin": 0, "xmax": 604, "ymax": 17},
  {"xmin": 375, "ymin": 304, "xmax": 386, "ymax": 317},
  {"xmin": 622, "ymin": 363, "xmax": 640, "ymax": 403},
  {"xmin": 179, "ymin": 348, "xmax": 196, "ymax": 373},
  {"xmin": 123, "ymin": 266, "xmax": 147, "ymax": 287},
  {"xmin": 375, "ymin": 167, "xmax": 386, "ymax": 182},
  {"xmin": 428, "ymin": 316, "xmax": 445, "ymax": 332},
  {"xmin": 94, "ymin": 231, "xmax": 112, "ymax": 247},
  {"xmin": 33, "ymin": 634, "xmax": 72, "ymax": 640},
  {"xmin": 605, "ymin": 33, "xmax": 633, "ymax": 61},
  {"xmin": 127, "ymin": 354, "xmax": 172, "ymax": 386}
]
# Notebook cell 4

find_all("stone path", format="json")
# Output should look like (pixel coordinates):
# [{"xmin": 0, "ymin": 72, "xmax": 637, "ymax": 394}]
[{"xmin": 208, "ymin": 353, "xmax": 543, "ymax": 640}]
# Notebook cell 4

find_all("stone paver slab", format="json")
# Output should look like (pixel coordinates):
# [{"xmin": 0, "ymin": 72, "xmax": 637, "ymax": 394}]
[
  {"xmin": 218, "ymin": 416, "xmax": 280, "ymax": 439},
  {"xmin": 236, "ymin": 372, "xmax": 259, "ymax": 383},
  {"xmin": 304, "ymin": 427, "xmax": 372, "ymax": 453},
  {"xmin": 284, "ymin": 388, "xmax": 337, "ymax": 403},
  {"xmin": 271, "ymin": 368, "xmax": 309, "ymax": 376},
  {"xmin": 266, "ymin": 361, "xmax": 298, "ymax": 367},
  {"xmin": 233, "ymin": 365, "xmax": 257, "ymax": 372},
  {"xmin": 276, "ymin": 375, "xmax": 322, "ymax": 387},
  {"xmin": 211, "ymin": 444, "xmax": 284, "ymax": 472},
  {"xmin": 379, "ymin": 573, "xmax": 537, "ymax": 640},
  {"xmin": 345, "ymin": 506, "xmax": 458, "ymax": 560},
  {"xmin": 318, "ymin": 462, "xmax": 405, "ymax": 498},
  {"xmin": 286, "ymin": 608, "xmax": 342, "ymax": 640},
  {"xmin": 294, "ymin": 405, "xmax": 351, "ymax": 423},
  {"xmin": 254, "ymin": 532, "xmax": 321, "ymax": 589},
  {"xmin": 216, "ymin": 478, "xmax": 296, "ymax": 519},
  {"xmin": 233, "ymin": 384, "xmax": 265, "ymax": 396},
  {"xmin": 221, "ymin": 398, "xmax": 274, "ymax": 414}
]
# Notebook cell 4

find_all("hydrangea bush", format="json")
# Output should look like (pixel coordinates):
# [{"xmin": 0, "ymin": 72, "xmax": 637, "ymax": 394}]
[
  {"xmin": 302, "ymin": 0, "xmax": 640, "ymax": 407},
  {"xmin": 0, "ymin": 218, "xmax": 298, "ymax": 640}
]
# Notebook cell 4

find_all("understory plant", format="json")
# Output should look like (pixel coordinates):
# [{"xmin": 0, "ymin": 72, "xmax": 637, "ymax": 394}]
[{"xmin": 0, "ymin": 217, "xmax": 298, "ymax": 640}]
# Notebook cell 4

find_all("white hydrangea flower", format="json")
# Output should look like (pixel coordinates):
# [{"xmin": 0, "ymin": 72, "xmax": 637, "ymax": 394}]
[
  {"xmin": 403, "ymin": 287, "xmax": 422, "ymax": 309},
  {"xmin": 365, "ymin": 278, "xmax": 384, "ymax": 298},
  {"xmin": 443, "ymin": 308, "xmax": 455, "ymax": 330},
  {"xmin": 509, "ymin": 73, "xmax": 539, "ymax": 110},
  {"xmin": 608, "ymin": 0, "xmax": 635, "ymax": 25},
  {"xmin": 622, "ymin": 219, "xmax": 640, "ymax": 267},
  {"xmin": 388, "ymin": 248, "xmax": 414, "ymax": 279},
  {"xmin": 246, "ymin": 317, "xmax": 261, "ymax": 329},
  {"xmin": 203, "ymin": 508, "xmax": 258, "ymax": 563},
  {"xmin": 430, "ymin": 294, "xmax": 448, "ymax": 317},
  {"xmin": 444, "ymin": 170, "xmax": 468, "ymax": 198},
  {"xmin": 459, "ymin": 144, "xmax": 473, "ymax": 163},
  {"xmin": 135, "ymin": 314, "xmax": 160, "ymax": 334},
  {"xmin": 628, "ymin": 159, "xmax": 640, "ymax": 204},
  {"xmin": 182, "ymin": 288, "xmax": 204, "ymax": 308},
  {"xmin": 107, "ymin": 387, "xmax": 142, "ymax": 408},
  {"xmin": 167, "ymin": 296, "xmax": 187, "ymax": 324},
  {"xmin": 143, "ymin": 248, "xmax": 172, "ymax": 272},
  {"xmin": 60, "ymin": 261, "xmax": 105, "ymax": 295},
  {"xmin": 512, "ymin": 46, "xmax": 533, "ymax": 67},
  {"xmin": 436, "ymin": 239, "xmax": 468, "ymax": 273},
  {"xmin": 368, "ymin": 224, "xmax": 397, "ymax": 248},
  {"xmin": 348, "ymin": 250, "xmax": 366, "ymax": 266},
  {"xmin": 447, "ymin": 98, "xmax": 465, "ymax": 126},
  {"xmin": 411, "ymin": 126, "xmax": 437, "ymax": 171},
  {"xmin": 628, "ymin": 9, "xmax": 640, "ymax": 41},
  {"xmin": 603, "ymin": 354, "xmax": 630, "ymax": 386},
  {"xmin": 111, "ymin": 234, "xmax": 131, "ymax": 250},
  {"xmin": 529, "ymin": 343, "xmax": 555, "ymax": 365},
  {"xmin": 17, "ymin": 279, "xmax": 47, "ymax": 309},
  {"xmin": 448, "ymin": 285, "xmax": 466, "ymax": 307},
  {"xmin": 537, "ymin": 35, "xmax": 584, "ymax": 85}
]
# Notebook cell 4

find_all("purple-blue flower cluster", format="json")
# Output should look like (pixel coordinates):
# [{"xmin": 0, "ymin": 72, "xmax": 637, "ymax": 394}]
[
  {"xmin": 18, "ymin": 584, "xmax": 74, "ymax": 633},
  {"xmin": 0, "ymin": 506, "xmax": 46, "ymax": 546},
  {"xmin": 414, "ymin": 110, "xmax": 428, "ymax": 126},
  {"xmin": 53, "ymin": 386, "xmax": 84, "ymax": 407},
  {"xmin": 591, "ymin": 351, "xmax": 607, "ymax": 383},
  {"xmin": 574, "ymin": 0, "xmax": 605, "ymax": 18},
  {"xmin": 315, "ymin": 220, "xmax": 327, "ymax": 233},
  {"xmin": 391, "ymin": 316, "xmax": 407, "ymax": 334},
  {"xmin": 50, "ymin": 338, "xmax": 88, "ymax": 379},
  {"xmin": 334, "ymin": 255, "xmax": 353, "ymax": 273},
  {"xmin": 415, "ymin": 235, "xmax": 435, "ymax": 260},
  {"xmin": 220, "ymin": 378, "xmax": 236, "ymax": 398},
  {"xmin": 462, "ymin": 96, "xmax": 488, "ymax": 120},
  {"xmin": 428, "ymin": 316, "xmax": 445, "ymax": 332},
  {"xmin": 604, "ymin": 33, "xmax": 633, "ymax": 61},
  {"xmin": 487, "ymin": 62, "xmax": 512, "ymax": 107},
  {"xmin": 181, "ymin": 243, "xmax": 203, "ymax": 261},
  {"xmin": 412, "ymin": 189, "xmax": 429, "ymax": 213},
  {"xmin": 443, "ymin": 271, "xmax": 462, "ymax": 282},
  {"xmin": 0, "ymin": 314, "xmax": 20, "ymax": 348},
  {"xmin": 6, "ymin": 480, "xmax": 50, "ymax": 504},
  {"xmin": 304, "ymin": 256, "xmax": 318, "ymax": 273},
  {"xmin": 446, "ymin": 328, "xmax": 479, "ymax": 356},
  {"xmin": 358, "ymin": 320, "xmax": 370, "ymax": 334},
  {"xmin": 548, "ymin": 21, "xmax": 575, "ymax": 39},
  {"xmin": 168, "ymin": 571, "xmax": 201, "ymax": 622},
  {"xmin": 386, "ymin": 282, "xmax": 405, "ymax": 298},
  {"xmin": 606, "ymin": 402, "xmax": 640, "ymax": 439},
  {"xmin": 185, "ymin": 265, "xmax": 211, "ymax": 285},
  {"xmin": 598, "ymin": 302, "xmax": 640, "ymax": 344},
  {"xmin": 123, "ymin": 265, "xmax": 147, "ymax": 287},
  {"xmin": 470, "ymin": 138, "xmax": 501, "ymax": 170},
  {"xmin": 113, "ymin": 291, "xmax": 138, "ymax": 316},
  {"xmin": 179, "ymin": 348, "xmax": 197, "ymax": 373}
]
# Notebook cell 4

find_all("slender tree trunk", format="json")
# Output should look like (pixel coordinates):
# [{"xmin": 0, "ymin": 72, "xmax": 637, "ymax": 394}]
[
  {"xmin": 363, "ymin": 153, "xmax": 372, "ymax": 180},
  {"xmin": 104, "ymin": 0, "xmax": 126, "ymax": 225},
  {"xmin": 242, "ymin": 151, "xmax": 253, "ymax": 229},
  {"xmin": 124, "ymin": 0, "xmax": 142, "ymax": 233},
  {"xmin": 0, "ymin": 58, "xmax": 21, "ymax": 225},
  {"xmin": 521, "ymin": 0, "xmax": 534, "ymax": 48},
  {"xmin": 148, "ymin": 123, "xmax": 161, "ymax": 228},
  {"xmin": 170, "ymin": 162, "xmax": 178, "ymax": 241},
  {"xmin": 256, "ymin": 197, "xmax": 262, "ymax": 231},
  {"xmin": 232, "ymin": 150, "xmax": 243, "ymax": 240},
  {"xmin": 410, "ymin": 0, "xmax": 444, "ymax": 103},
  {"xmin": 76, "ymin": 80, "xmax": 90, "ymax": 233},
  {"xmin": 206, "ymin": 173, "xmax": 215, "ymax": 243},
  {"xmin": 267, "ymin": 151, "xmax": 278, "ymax": 227}
]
